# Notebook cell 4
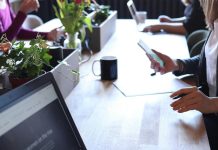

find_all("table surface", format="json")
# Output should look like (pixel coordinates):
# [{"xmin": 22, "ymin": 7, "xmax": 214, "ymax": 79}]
[{"xmin": 37, "ymin": 19, "xmax": 210, "ymax": 150}]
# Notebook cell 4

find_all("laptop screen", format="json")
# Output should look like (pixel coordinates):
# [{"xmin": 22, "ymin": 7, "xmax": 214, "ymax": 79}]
[
  {"xmin": 0, "ymin": 73, "xmax": 86, "ymax": 150},
  {"xmin": 127, "ymin": 0, "xmax": 140, "ymax": 24}
]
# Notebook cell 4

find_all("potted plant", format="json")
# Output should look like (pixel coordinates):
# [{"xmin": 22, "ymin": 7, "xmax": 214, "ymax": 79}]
[
  {"xmin": 85, "ymin": 2, "xmax": 117, "ymax": 52},
  {"xmin": 53, "ymin": 0, "xmax": 92, "ymax": 49},
  {"xmin": 0, "ymin": 35, "xmax": 52, "ymax": 88}
]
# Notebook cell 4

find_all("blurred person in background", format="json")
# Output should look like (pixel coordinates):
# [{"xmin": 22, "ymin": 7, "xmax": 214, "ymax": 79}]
[
  {"xmin": 0, "ymin": 0, "xmax": 63, "ymax": 41},
  {"xmin": 143, "ymin": 0, "xmax": 206, "ymax": 36}
]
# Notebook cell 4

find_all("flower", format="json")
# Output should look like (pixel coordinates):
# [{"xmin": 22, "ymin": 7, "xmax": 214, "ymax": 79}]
[
  {"xmin": 0, "ymin": 35, "xmax": 52, "ymax": 78},
  {"xmin": 53, "ymin": 0, "xmax": 92, "ymax": 42}
]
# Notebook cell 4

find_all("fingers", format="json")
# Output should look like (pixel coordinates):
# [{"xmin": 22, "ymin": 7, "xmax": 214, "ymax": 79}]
[
  {"xmin": 171, "ymin": 94, "xmax": 195, "ymax": 110},
  {"xmin": 176, "ymin": 103, "xmax": 198, "ymax": 113},
  {"xmin": 158, "ymin": 15, "xmax": 171, "ymax": 23},
  {"xmin": 20, "ymin": 0, "xmax": 40, "ymax": 14},
  {"xmin": 146, "ymin": 50, "xmax": 167, "ymax": 74},
  {"xmin": 170, "ymin": 86, "xmax": 198, "ymax": 98},
  {"xmin": 170, "ymin": 86, "xmax": 201, "ymax": 113},
  {"xmin": 146, "ymin": 53, "xmax": 162, "ymax": 72},
  {"xmin": 143, "ymin": 26, "xmax": 151, "ymax": 32}
]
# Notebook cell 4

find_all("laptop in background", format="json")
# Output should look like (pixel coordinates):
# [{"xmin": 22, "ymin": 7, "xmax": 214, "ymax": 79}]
[
  {"xmin": 127, "ymin": 0, "xmax": 147, "ymax": 31},
  {"xmin": 0, "ymin": 72, "xmax": 86, "ymax": 150}
]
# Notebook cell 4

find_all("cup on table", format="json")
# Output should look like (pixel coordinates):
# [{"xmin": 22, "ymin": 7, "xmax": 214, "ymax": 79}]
[
  {"xmin": 92, "ymin": 56, "xmax": 118, "ymax": 81},
  {"xmin": 136, "ymin": 11, "xmax": 147, "ymax": 24}
]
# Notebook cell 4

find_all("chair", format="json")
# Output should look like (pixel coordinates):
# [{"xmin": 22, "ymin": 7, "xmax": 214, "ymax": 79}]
[
  {"xmin": 10, "ymin": 0, "xmax": 43, "ymax": 29},
  {"xmin": 187, "ymin": 29, "xmax": 209, "ymax": 52},
  {"xmin": 22, "ymin": 14, "xmax": 43, "ymax": 29},
  {"xmin": 189, "ymin": 39, "xmax": 206, "ymax": 57}
]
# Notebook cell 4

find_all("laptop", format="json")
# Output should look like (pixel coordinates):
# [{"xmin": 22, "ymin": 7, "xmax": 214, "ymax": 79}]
[
  {"xmin": 50, "ymin": 49, "xmax": 80, "ymax": 99},
  {"xmin": 127, "ymin": 0, "xmax": 146, "ymax": 31},
  {"xmin": 0, "ymin": 72, "xmax": 86, "ymax": 150}
]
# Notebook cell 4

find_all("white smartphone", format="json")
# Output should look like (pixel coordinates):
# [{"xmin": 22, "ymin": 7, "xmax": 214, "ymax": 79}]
[{"xmin": 138, "ymin": 39, "xmax": 164, "ymax": 67}]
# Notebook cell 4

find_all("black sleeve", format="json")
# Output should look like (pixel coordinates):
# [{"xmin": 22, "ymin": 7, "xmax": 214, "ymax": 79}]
[
  {"xmin": 183, "ymin": 0, "xmax": 206, "ymax": 35},
  {"xmin": 173, "ymin": 55, "xmax": 200, "ymax": 76}
]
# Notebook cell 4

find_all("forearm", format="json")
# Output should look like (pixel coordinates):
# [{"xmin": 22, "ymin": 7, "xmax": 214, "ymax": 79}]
[
  {"xmin": 207, "ymin": 97, "xmax": 218, "ymax": 113},
  {"xmin": 170, "ymin": 16, "xmax": 186, "ymax": 23},
  {"xmin": 173, "ymin": 55, "xmax": 200, "ymax": 76},
  {"xmin": 0, "ymin": 11, "xmax": 26, "ymax": 41},
  {"xmin": 16, "ymin": 28, "xmax": 48, "ymax": 40},
  {"xmin": 161, "ymin": 23, "xmax": 187, "ymax": 35}
]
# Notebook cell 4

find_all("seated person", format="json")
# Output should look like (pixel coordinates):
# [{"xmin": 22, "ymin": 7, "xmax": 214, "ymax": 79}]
[
  {"xmin": 146, "ymin": 0, "xmax": 218, "ymax": 114},
  {"xmin": 0, "ymin": 0, "xmax": 62, "ymax": 41},
  {"xmin": 143, "ymin": 0, "xmax": 206, "ymax": 36}
]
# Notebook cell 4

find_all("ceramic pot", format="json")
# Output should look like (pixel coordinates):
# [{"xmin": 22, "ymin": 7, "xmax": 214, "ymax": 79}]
[{"xmin": 9, "ymin": 75, "xmax": 32, "ymax": 88}]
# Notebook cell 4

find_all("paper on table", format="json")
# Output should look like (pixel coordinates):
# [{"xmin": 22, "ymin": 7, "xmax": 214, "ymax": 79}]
[{"xmin": 113, "ymin": 73, "xmax": 191, "ymax": 97}]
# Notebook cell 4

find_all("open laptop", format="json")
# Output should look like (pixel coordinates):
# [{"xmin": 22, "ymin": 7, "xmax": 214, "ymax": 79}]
[
  {"xmin": 127, "ymin": 0, "xmax": 146, "ymax": 31},
  {"xmin": 0, "ymin": 72, "xmax": 86, "ymax": 150},
  {"xmin": 50, "ymin": 49, "xmax": 80, "ymax": 99}
]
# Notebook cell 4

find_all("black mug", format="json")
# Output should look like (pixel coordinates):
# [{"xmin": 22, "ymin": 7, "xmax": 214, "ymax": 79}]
[{"xmin": 92, "ymin": 56, "xmax": 118, "ymax": 80}]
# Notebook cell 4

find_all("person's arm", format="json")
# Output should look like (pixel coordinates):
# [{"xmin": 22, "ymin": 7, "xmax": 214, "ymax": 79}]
[
  {"xmin": 146, "ymin": 49, "xmax": 200, "ymax": 76},
  {"xmin": 16, "ymin": 28, "xmax": 47, "ymax": 40},
  {"xmin": 0, "ymin": 10, "xmax": 48, "ymax": 41},
  {"xmin": 173, "ymin": 55, "xmax": 200, "ymax": 76},
  {"xmin": 0, "ymin": 11, "xmax": 26, "ymax": 41},
  {"xmin": 170, "ymin": 86, "xmax": 218, "ymax": 114},
  {"xmin": 143, "ymin": 23, "xmax": 187, "ymax": 35},
  {"xmin": 159, "ymin": 15, "xmax": 186, "ymax": 23},
  {"xmin": 0, "ymin": 0, "xmax": 45, "ymax": 40}
]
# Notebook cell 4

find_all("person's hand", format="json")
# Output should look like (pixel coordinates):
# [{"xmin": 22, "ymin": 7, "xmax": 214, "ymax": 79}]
[
  {"xmin": 158, "ymin": 15, "xmax": 172, "ymax": 23},
  {"xmin": 170, "ymin": 86, "xmax": 215, "ymax": 113},
  {"xmin": 19, "ymin": 0, "xmax": 40, "ymax": 14},
  {"xmin": 143, "ymin": 24, "xmax": 162, "ymax": 33},
  {"xmin": 146, "ymin": 49, "xmax": 178, "ymax": 74},
  {"xmin": 46, "ymin": 27, "xmax": 66, "ymax": 41}
]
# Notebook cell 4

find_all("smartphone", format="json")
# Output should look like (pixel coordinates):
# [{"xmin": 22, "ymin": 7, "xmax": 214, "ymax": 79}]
[{"xmin": 138, "ymin": 39, "xmax": 164, "ymax": 67}]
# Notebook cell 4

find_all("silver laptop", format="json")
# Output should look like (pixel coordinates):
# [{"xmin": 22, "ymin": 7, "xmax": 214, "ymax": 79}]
[{"xmin": 127, "ymin": 0, "xmax": 146, "ymax": 31}]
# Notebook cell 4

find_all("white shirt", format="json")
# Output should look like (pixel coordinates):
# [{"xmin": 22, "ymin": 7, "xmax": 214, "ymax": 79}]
[{"xmin": 205, "ymin": 19, "xmax": 218, "ymax": 97}]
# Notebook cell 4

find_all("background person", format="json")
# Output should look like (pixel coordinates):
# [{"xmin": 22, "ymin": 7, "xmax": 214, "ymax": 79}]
[
  {"xmin": 143, "ymin": 0, "xmax": 206, "ymax": 36},
  {"xmin": 0, "ymin": 0, "xmax": 62, "ymax": 41},
  {"xmin": 146, "ymin": 0, "xmax": 218, "ymax": 114}
]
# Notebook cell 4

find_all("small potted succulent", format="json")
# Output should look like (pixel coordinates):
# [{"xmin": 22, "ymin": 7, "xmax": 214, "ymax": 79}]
[
  {"xmin": 85, "ymin": 2, "xmax": 117, "ymax": 52},
  {"xmin": 0, "ymin": 35, "xmax": 52, "ymax": 88}
]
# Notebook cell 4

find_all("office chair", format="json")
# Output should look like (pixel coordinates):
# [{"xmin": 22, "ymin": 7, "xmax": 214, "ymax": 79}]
[
  {"xmin": 189, "ymin": 39, "xmax": 206, "ymax": 57},
  {"xmin": 22, "ymin": 14, "xmax": 43, "ymax": 29},
  {"xmin": 10, "ymin": 0, "xmax": 43, "ymax": 29},
  {"xmin": 187, "ymin": 29, "xmax": 209, "ymax": 52}
]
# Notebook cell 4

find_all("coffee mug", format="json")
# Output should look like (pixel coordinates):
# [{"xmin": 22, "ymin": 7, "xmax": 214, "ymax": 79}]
[{"xmin": 92, "ymin": 56, "xmax": 118, "ymax": 80}]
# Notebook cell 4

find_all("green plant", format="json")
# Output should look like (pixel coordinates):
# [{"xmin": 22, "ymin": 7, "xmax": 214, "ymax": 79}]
[
  {"xmin": 53, "ymin": 0, "xmax": 92, "ymax": 42},
  {"xmin": 0, "ymin": 35, "xmax": 52, "ymax": 78},
  {"xmin": 92, "ymin": 5, "xmax": 110, "ymax": 26}
]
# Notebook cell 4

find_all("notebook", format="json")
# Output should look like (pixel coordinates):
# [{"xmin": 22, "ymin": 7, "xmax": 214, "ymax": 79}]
[
  {"xmin": 127, "ymin": 0, "xmax": 146, "ymax": 31},
  {"xmin": 0, "ymin": 72, "xmax": 86, "ymax": 150}
]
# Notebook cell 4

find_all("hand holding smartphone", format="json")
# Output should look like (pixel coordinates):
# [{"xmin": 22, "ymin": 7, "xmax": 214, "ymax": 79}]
[{"xmin": 138, "ymin": 39, "xmax": 164, "ymax": 67}]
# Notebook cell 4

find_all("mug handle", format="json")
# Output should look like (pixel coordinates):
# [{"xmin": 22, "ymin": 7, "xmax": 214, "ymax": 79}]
[{"xmin": 92, "ymin": 60, "xmax": 101, "ymax": 76}]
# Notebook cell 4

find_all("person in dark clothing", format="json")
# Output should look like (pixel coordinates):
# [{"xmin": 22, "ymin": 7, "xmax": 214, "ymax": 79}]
[
  {"xmin": 146, "ymin": 0, "xmax": 218, "ymax": 114},
  {"xmin": 143, "ymin": 0, "xmax": 206, "ymax": 36}
]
